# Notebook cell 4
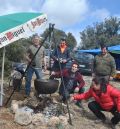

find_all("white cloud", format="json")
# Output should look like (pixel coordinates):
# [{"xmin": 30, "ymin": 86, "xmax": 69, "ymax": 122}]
[
  {"xmin": 0, "ymin": 0, "xmax": 42, "ymax": 15},
  {"xmin": 91, "ymin": 8, "xmax": 110, "ymax": 21},
  {"xmin": 1, "ymin": 0, "xmax": 118, "ymax": 45},
  {"xmin": 41, "ymin": 0, "xmax": 89, "ymax": 28}
]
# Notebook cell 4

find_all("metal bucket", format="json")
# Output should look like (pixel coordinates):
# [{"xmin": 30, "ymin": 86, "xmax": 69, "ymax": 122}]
[{"xmin": 34, "ymin": 79, "xmax": 59, "ymax": 94}]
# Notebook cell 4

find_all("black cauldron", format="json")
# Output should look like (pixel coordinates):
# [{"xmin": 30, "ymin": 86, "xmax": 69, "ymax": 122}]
[{"xmin": 34, "ymin": 79, "xmax": 59, "ymax": 94}]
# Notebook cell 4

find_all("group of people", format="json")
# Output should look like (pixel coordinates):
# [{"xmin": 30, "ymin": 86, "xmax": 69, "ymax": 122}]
[{"xmin": 24, "ymin": 34, "xmax": 120, "ymax": 129}]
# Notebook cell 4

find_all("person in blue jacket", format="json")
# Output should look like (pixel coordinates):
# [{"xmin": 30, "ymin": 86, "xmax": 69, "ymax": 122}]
[{"xmin": 51, "ymin": 37, "xmax": 71, "ymax": 72}]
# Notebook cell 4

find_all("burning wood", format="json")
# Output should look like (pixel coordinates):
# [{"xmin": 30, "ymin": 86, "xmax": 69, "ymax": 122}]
[{"xmin": 27, "ymin": 96, "xmax": 67, "ymax": 117}]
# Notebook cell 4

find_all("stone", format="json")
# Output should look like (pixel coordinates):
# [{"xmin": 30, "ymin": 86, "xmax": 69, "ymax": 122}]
[
  {"xmin": 47, "ymin": 116, "xmax": 60, "ymax": 127},
  {"xmin": 32, "ymin": 113, "xmax": 45, "ymax": 126},
  {"xmin": 59, "ymin": 115, "xmax": 68, "ymax": 126},
  {"xmin": 11, "ymin": 100, "xmax": 19, "ymax": 113},
  {"xmin": 14, "ymin": 107, "xmax": 33, "ymax": 125}
]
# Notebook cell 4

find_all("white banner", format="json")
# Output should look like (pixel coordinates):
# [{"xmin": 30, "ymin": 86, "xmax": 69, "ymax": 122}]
[{"xmin": 0, "ymin": 14, "xmax": 47, "ymax": 48}]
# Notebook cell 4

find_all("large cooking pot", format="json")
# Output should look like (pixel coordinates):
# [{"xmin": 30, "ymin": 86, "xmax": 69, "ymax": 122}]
[{"xmin": 34, "ymin": 79, "xmax": 59, "ymax": 94}]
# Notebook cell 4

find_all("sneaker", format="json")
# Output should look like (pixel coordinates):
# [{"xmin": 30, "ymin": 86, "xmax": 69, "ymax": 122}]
[
  {"xmin": 94, "ymin": 119, "xmax": 106, "ymax": 124},
  {"xmin": 75, "ymin": 101, "xmax": 83, "ymax": 108}
]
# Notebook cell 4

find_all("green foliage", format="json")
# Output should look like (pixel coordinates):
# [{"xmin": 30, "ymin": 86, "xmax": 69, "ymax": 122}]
[
  {"xmin": 0, "ymin": 39, "xmax": 30, "ymax": 76},
  {"xmin": 41, "ymin": 28, "xmax": 77, "ymax": 49},
  {"xmin": 80, "ymin": 17, "xmax": 120, "ymax": 49},
  {"xmin": 6, "ymin": 43, "xmax": 24, "ymax": 62},
  {"xmin": 66, "ymin": 32, "xmax": 77, "ymax": 49},
  {"xmin": 0, "ymin": 51, "xmax": 12, "ymax": 76},
  {"xmin": 41, "ymin": 28, "xmax": 66, "ymax": 49}
]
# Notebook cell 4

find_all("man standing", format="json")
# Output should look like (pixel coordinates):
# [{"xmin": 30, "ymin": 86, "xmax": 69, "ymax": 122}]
[
  {"xmin": 51, "ymin": 37, "xmax": 71, "ymax": 72},
  {"xmin": 25, "ymin": 34, "xmax": 46, "ymax": 96},
  {"xmin": 92, "ymin": 44, "xmax": 116, "ymax": 82}
]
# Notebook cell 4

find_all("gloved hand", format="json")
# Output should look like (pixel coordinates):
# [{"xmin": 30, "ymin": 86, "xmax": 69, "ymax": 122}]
[
  {"xmin": 60, "ymin": 58, "xmax": 63, "ymax": 63},
  {"xmin": 70, "ymin": 96, "xmax": 75, "ymax": 102},
  {"xmin": 62, "ymin": 59, "xmax": 67, "ymax": 63},
  {"xmin": 109, "ymin": 76, "xmax": 113, "ymax": 81},
  {"xmin": 74, "ymin": 87, "xmax": 80, "ymax": 93},
  {"xmin": 51, "ymin": 71, "xmax": 55, "ymax": 75},
  {"xmin": 92, "ymin": 73, "xmax": 95, "ymax": 78}
]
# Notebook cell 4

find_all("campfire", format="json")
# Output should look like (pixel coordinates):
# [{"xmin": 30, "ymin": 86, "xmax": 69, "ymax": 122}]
[
  {"xmin": 11, "ymin": 94, "xmax": 69, "ymax": 128},
  {"xmin": 10, "ymin": 79, "xmax": 72, "ymax": 127},
  {"xmin": 27, "ymin": 96, "xmax": 67, "ymax": 117}
]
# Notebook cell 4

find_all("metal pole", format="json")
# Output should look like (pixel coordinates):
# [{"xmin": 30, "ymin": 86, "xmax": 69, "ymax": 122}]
[
  {"xmin": 48, "ymin": 23, "xmax": 53, "ymax": 75},
  {"xmin": 52, "ymin": 29, "xmax": 72, "ymax": 125},
  {"xmin": 0, "ymin": 47, "xmax": 5, "ymax": 106}
]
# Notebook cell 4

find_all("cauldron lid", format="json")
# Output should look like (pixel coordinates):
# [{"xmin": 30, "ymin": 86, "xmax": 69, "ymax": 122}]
[{"xmin": 35, "ymin": 79, "xmax": 59, "ymax": 83}]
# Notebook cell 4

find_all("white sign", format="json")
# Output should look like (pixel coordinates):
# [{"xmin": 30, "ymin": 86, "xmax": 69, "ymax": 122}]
[{"xmin": 0, "ymin": 14, "xmax": 47, "ymax": 48}]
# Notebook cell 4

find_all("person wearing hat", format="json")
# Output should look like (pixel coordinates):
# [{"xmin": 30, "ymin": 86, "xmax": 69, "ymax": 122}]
[
  {"xmin": 25, "ymin": 34, "xmax": 46, "ymax": 97},
  {"xmin": 51, "ymin": 37, "xmax": 71, "ymax": 72},
  {"xmin": 92, "ymin": 43, "xmax": 116, "ymax": 82},
  {"xmin": 51, "ymin": 62, "xmax": 85, "ymax": 106},
  {"xmin": 71, "ymin": 77, "xmax": 120, "ymax": 129}
]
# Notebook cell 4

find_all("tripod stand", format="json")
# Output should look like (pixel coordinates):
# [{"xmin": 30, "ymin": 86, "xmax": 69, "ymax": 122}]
[
  {"xmin": 5, "ymin": 23, "xmax": 73, "ymax": 125},
  {"xmin": 51, "ymin": 29, "xmax": 73, "ymax": 125}
]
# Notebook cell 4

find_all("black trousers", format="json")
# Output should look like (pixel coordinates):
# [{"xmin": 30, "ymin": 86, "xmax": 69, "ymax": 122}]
[{"xmin": 88, "ymin": 101, "xmax": 120, "ymax": 125}]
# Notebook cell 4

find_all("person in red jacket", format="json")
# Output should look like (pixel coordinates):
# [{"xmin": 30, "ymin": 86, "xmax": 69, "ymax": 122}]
[
  {"xmin": 71, "ymin": 77, "xmax": 120, "ymax": 129},
  {"xmin": 51, "ymin": 62, "xmax": 85, "ymax": 104}
]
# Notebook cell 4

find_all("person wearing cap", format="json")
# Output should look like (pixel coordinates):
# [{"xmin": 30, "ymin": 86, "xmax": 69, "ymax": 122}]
[
  {"xmin": 71, "ymin": 77, "xmax": 120, "ymax": 129},
  {"xmin": 51, "ymin": 62, "xmax": 85, "ymax": 105},
  {"xmin": 92, "ymin": 43, "xmax": 116, "ymax": 82},
  {"xmin": 25, "ymin": 34, "xmax": 46, "ymax": 97},
  {"xmin": 51, "ymin": 37, "xmax": 71, "ymax": 72}
]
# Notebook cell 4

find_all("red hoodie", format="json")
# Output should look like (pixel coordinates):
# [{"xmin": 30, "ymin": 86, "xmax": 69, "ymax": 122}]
[{"xmin": 73, "ymin": 84, "xmax": 120, "ymax": 112}]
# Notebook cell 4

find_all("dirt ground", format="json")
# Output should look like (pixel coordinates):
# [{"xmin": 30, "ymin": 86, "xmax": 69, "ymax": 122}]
[{"xmin": 0, "ymin": 74, "xmax": 120, "ymax": 129}]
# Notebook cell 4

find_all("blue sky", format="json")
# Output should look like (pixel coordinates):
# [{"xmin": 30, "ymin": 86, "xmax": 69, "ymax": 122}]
[{"xmin": 0, "ymin": 0, "xmax": 120, "ymax": 46}]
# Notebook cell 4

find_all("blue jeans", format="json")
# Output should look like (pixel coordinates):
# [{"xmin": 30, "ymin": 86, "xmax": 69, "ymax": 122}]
[{"xmin": 25, "ymin": 66, "xmax": 43, "ymax": 95}]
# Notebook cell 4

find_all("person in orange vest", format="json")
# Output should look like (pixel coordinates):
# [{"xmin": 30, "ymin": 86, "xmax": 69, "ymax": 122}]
[{"xmin": 51, "ymin": 37, "xmax": 71, "ymax": 72}]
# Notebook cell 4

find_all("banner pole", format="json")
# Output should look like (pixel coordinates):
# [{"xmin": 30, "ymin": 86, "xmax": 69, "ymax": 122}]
[{"xmin": 0, "ymin": 47, "xmax": 5, "ymax": 106}]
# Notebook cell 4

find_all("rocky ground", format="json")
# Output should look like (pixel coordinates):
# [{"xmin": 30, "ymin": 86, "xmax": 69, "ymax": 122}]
[{"xmin": 0, "ymin": 74, "xmax": 120, "ymax": 129}]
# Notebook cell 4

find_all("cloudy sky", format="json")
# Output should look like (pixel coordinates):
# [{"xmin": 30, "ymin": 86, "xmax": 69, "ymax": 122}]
[{"xmin": 0, "ymin": 0, "xmax": 120, "ymax": 45}]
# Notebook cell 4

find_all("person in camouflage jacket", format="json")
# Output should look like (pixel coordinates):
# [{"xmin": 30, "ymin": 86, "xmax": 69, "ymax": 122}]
[{"xmin": 92, "ymin": 44, "xmax": 116, "ymax": 82}]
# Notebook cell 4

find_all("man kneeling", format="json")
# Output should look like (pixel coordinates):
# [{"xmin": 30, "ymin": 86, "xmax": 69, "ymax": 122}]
[{"xmin": 51, "ymin": 62, "xmax": 85, "ymax": 105}]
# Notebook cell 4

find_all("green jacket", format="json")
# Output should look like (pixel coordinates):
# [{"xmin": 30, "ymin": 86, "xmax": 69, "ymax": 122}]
[{"xmin": 93, "ymin": 53, "xmax": 116, "ymax": 76}]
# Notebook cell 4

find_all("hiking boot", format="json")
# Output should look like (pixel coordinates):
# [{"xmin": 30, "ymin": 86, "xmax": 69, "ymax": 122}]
[
  {"xmin": 110, "ymin": 124, "xmax": 116, "ymax": 129},
  {"xmin": 24, "ymin": 94, "xmax": 29, "ymax": 98}
]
